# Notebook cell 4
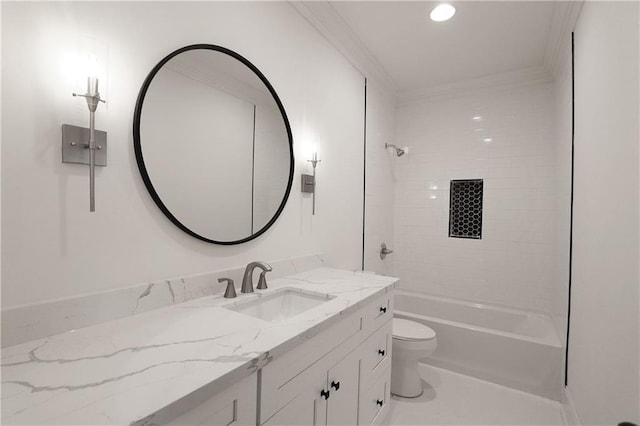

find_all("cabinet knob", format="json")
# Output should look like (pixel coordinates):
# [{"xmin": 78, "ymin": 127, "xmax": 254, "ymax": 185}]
[
  {"xmin": 379, "ymin": 306, "xmax": 387, "ymax": 314},
  {"xmin": 330, "ymin": 380, "xmax": 340, "ymax": 391},
  {"xmin": 376, "ymin": 399, "xmax": 384, "ymax": 407},
  {"xmin": 320, "ymin": 389, "xmax": 330, "ymax": 400},
  {"xmin": 378, "ymin": 349, "xmax": 386, "ymax": 356}
]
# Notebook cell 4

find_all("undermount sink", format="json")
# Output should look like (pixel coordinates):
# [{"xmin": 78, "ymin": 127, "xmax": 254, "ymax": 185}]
[{"xmin": 224, "ymin": 288, "xmax": 335, "ymax": 322}]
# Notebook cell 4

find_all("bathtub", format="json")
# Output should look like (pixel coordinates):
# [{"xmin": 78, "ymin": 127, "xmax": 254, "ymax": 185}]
[{"xmin": 394, "ymin": 289, "xmax": 563, "ymax": 401}]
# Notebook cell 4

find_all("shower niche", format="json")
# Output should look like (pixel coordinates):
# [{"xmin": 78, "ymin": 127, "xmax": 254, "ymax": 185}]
[{"xmin": 448, "ymin": 179, "xmax": 483, "ymax": 239}]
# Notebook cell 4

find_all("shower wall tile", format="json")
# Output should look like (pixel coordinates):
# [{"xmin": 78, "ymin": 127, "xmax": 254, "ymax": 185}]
[{"xmin": 394, "ymin": 82, "xmax": 558, "ymax": 314}]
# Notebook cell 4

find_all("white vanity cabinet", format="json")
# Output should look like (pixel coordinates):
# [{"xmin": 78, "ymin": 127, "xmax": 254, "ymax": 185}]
[{"xmin": 260, "ymin": 291, "xmax": 393, "ymax": 426}]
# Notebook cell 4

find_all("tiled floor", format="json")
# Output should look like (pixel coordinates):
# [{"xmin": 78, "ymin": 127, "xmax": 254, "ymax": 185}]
[{"xmin": 386, "ymin": 364, "xmax": 565, "ymax": 425}]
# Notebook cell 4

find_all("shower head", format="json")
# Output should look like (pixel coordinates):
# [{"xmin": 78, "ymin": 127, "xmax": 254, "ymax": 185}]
[{"xmin": 385, "ymin": 143, "xmax": 406, "ymax": 157}]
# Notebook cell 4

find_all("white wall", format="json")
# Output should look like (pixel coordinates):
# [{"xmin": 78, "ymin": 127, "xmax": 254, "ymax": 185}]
[
  {"xmin": 393, "ymin": 83, "xmax": 558, "ymax": 314},
  {"xmin": 363, "ymin": 80, "xmax": 396, "ymax": 275},
  {"xmin": 1, "ymin": 2, "xmax": 366, "ymax": 308},
  {"xmin": 568, "ymin": 1, "xmax": 639, "ymax": 424}
]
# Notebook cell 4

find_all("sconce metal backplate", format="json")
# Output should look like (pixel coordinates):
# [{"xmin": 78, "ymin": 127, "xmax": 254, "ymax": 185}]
[
  {"xmin": 301, "ymin": 174, "xmax": 315, "ymax": 193},
  {"xmin": 61, "ymin": 124, "xmax": 107, "ymax": 166}
]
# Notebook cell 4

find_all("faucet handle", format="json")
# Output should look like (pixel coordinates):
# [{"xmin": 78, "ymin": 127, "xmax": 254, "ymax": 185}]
[
  {"xmin": 256, "ymin": 270, "xmax": 270, "ymax": 290},
  {"xmin": 219, "ymin": 278, "xmax": 237, "ymax": 298}
]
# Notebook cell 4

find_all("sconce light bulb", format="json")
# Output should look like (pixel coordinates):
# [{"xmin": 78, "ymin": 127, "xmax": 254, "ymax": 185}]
[{"xmin": 87, "ymin": 76, "xmax": 99, "ymax": 97}]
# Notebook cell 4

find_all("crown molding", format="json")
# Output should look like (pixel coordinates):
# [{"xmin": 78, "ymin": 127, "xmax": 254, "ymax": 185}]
[
  {"xmin": 544, "ymin": 0, "xmax": 584, "ymax": 79},
  {"xmin": 289, "ymin": 1, "xmax": 398, "ymax": 100},
  {"xmin": 397, "ymin": 65, "xmax": 553, "ymax": 106}
]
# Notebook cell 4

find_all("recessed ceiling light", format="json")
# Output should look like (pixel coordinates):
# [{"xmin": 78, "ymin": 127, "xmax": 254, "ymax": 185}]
[
  {"xmin": 430, "ymin": 4, "xmax": 456, "ymax": 22},
  {"xmin": 472, "ymin": 115, "xmax": 483, "ymax": 121},
  {"xmin": 482, "ymin": 138, "xmax": 493, "ymax": 143}
]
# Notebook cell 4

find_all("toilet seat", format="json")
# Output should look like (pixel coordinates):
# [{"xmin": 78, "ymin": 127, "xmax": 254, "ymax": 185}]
[{"xmin": 393, "ymin": 318, "xmax": 436, "ymax": 341}]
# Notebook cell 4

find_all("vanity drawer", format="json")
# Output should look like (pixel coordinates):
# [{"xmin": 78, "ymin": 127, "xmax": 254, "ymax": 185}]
[
  {"xmin": 361, "ymin": 320, "xmax": 391, "ymax": 379},
  {"xmin": 170, "ymin": 399, "xmax": 235, "ymax": 426},
  {"xmin": 359, "ymin": 368, "xmax": 391, "ymax": 426},
  {"xmin": 166, "ymin": 373, "xmax": 256, "ymax": 426},
  {"xmin": 362, "ymin": 292, "xmax": 392, "ymax": 332}
]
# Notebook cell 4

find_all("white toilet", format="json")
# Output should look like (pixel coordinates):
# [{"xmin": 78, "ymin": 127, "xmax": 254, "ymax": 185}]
[{"xmin": 391, "ymin": 318, "xmax": 437, "ymax": 397}]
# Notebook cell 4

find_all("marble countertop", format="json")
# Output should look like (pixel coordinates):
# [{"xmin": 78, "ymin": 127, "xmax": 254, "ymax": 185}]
[{"xmin": 1, "ymin": 268, "xmax": 397, "ymax": 425}]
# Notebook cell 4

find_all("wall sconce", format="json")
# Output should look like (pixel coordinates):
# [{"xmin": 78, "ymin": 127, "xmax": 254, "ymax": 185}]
[
  {"xmin": 61, "ymin": 56, "xmax": 107, "ymax": 212},
  {"xmin": 301, "ymin": 151, "xmax": 320, "ymax": 215}
]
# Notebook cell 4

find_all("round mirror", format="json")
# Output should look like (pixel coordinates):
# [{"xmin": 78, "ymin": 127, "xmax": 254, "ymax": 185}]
[{"xmin": 134, "ymin": 45, "xmax": 294, "ymax": 244}]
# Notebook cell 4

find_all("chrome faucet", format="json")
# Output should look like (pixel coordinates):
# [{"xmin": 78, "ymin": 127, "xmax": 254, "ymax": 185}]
[{"xmin": 241, "ymin": 261, "xmax": 272, "ymax": 293}]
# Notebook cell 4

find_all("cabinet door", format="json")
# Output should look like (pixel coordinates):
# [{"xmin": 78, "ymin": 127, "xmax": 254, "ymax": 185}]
[
  {"xmin": 326, "ymin": 348, "xmax": 360, "ymax": 426},
  {"xmin": 263, "ymin": 376, "xmax": 327, "ymax": 426}
]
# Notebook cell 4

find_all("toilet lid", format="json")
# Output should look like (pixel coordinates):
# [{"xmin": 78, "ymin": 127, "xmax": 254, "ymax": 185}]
[{"xmin": 393, "ymin": 318, "xmax": 436, "ymax": 341}]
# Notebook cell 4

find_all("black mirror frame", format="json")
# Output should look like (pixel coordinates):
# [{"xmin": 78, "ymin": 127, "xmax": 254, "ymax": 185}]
[{"xmin": 133, "ymin": 44, "xmax": 294, "ymax": 245}]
